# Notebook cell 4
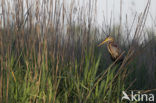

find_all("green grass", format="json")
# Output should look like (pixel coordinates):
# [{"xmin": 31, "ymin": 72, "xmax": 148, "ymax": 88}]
[
  {"xmin": 0, "ymin": 44, "xmax": 128, "ymax": 103},
  {"xmin": 0, "ymin": 0, "xmax": 156, "ymax": 102}
]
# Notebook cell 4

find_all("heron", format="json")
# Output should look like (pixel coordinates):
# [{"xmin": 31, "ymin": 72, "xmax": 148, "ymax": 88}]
[{"xmin": 98, "ymin": 36, "xmax": 122, "ymax": 61}]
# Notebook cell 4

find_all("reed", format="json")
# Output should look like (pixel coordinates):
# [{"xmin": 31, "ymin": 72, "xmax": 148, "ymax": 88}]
[{"xmin": 0, "ymin": 0, "xmax": 155, "ymax": 102}]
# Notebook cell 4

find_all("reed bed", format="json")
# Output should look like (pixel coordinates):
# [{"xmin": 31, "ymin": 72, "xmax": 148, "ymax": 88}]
[{"xmin": 0, "ymin": 0, "xmax": 155, "ymax": 103}]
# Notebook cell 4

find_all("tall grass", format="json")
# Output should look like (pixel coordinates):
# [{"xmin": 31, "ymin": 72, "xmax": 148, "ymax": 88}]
[
  {"xmin": 1, "ymin": 47, "xmax": 128, "ymax": 103},
  {"xmin": 0, "ymin": 0, "xmax": 155, "ymax": 102}
]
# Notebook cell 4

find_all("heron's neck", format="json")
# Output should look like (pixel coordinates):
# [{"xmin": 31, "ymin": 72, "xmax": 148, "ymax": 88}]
[
  {"xmin": 108, "ymin": 41, "xmax": 114, "ymax": 44},
  {"xmin": 107, "ymin": 42, "xmax": 114, "ymax": 48}
]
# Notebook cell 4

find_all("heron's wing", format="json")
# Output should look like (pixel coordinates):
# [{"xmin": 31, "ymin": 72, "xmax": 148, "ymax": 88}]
[
  {"xmin": 108, "ymin": 43, "xmax": 121, "ymax": 59},
  {"xmin": 111, "ymin": 44, "xmax": 121, "ymax": 53}
]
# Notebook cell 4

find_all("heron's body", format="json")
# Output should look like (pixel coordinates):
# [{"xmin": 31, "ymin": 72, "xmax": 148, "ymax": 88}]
[
  {"xmin": 107, "ymin": 42, "xmax": 121, "ymax": 60},
  {"xmin": 98, "ymin": 36, "xmax": 121, "ymax": 60}
]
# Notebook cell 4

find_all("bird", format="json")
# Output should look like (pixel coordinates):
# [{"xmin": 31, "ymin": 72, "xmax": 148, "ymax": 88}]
[{"xmin": 98, "ymin": 36, "xmax": 122, "ymax": 61}]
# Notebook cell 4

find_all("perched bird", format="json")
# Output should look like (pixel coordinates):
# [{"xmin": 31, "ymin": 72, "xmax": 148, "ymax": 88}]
[{"xmin": 98, "ymin": 36, "xmax": 122, "ymax": 61}]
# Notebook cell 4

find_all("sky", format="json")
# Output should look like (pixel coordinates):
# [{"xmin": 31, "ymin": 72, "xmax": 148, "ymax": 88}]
[
  {"xmin": 0, "ymin": 0, "xmax": 155, "ymax": 28},
  {"xmin": 96, "ymin": 0, "xmax": 156, "ymax": 27}
]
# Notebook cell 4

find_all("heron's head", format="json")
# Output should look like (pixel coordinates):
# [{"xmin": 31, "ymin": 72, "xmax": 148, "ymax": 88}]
[{"xmin": 98, "ymin": 36, "xmax": 114, "ymax": 47}]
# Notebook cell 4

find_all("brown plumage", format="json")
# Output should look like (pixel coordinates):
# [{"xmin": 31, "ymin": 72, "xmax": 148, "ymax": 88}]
[{"xmin": 98, "ymin": 36, "xmax": 122, "ymax": 61}]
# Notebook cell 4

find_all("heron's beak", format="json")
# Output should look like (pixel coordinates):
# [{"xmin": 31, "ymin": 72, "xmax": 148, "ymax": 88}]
[{"xmin": 98, "ymin": 38, "xmax": 110, "ymax": 47}]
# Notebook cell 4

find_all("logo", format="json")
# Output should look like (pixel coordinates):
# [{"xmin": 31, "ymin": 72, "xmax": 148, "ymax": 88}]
[{"xmin": 122, "ymin": 91, "xmax": 155, "ymax": 102}]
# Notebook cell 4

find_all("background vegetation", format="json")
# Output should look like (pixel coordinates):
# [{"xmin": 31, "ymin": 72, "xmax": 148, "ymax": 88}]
[{"xmin": 0, "ymin": 0, "xmax": 155, "ymax": 103}]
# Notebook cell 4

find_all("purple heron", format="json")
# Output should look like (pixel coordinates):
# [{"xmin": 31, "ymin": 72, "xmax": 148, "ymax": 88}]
[{"xmin": 98, "ymin": 36, "xmax": 122, "ymax": 61}]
